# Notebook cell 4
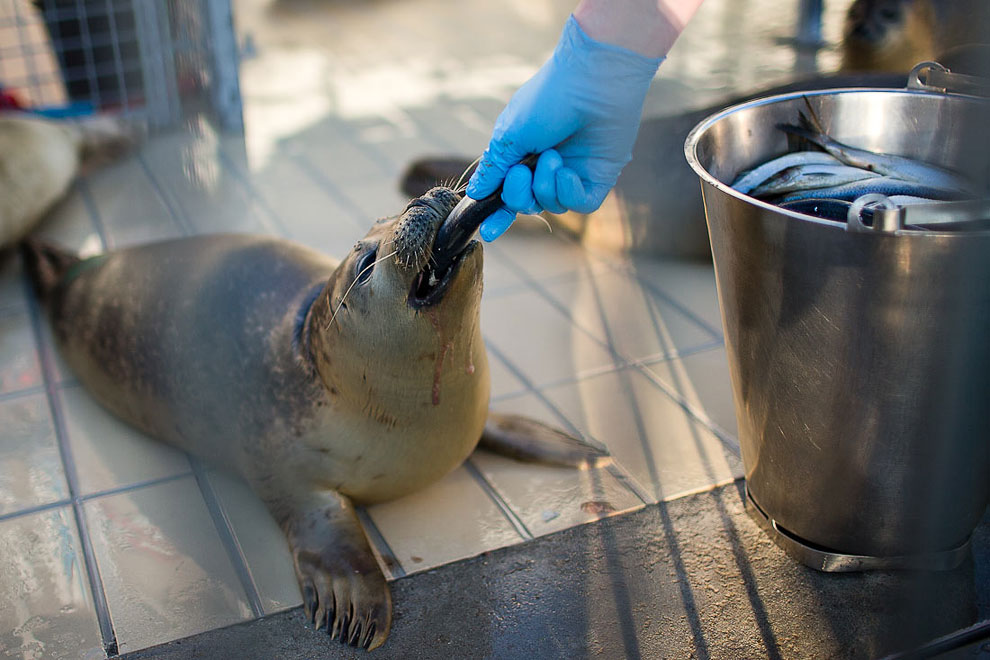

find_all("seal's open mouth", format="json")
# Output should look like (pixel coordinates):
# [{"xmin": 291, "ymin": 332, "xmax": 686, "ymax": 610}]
[{"xmin": 409, "ymin": 240, "xmax": 477, "ymax": 308}]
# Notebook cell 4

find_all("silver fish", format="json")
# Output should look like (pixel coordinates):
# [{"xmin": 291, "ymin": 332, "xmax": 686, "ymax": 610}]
[
  {"xmin": 730, "ymin": 151, "xmax": 840, "ymax": 194},
  {"xmin": 750, "ymin": 163, "xmax": 880, "ymax": 197},
  {"xmin": 777, "ymin": 116, "xmax": 978, "ymax": 195},
  {"xmin": 776, "ymin": 176, "xmax": 970, "ymax": 203}
]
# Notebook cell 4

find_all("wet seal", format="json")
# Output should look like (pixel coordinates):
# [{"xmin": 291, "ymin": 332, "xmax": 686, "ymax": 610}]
[{"xmin": 22, "ymin": 187, "xmax": 610, "ymax": 650}]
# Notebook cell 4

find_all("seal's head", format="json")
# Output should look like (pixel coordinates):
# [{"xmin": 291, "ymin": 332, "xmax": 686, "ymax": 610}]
[
  {"xmin": 841, "ymin": 0, "xmax": 936, "ymax": 72},
  {"xmin": 307, "ymin": 187, "xmax": 488, "ymax": 430}
]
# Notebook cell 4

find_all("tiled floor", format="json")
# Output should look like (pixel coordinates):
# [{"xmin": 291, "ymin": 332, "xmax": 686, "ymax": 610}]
[{"xmin": 0, "ymin": 0, "xmax": 857, "ymax": 656}]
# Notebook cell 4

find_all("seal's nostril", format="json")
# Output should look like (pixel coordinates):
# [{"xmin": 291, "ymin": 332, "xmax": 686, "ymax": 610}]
[{"xmin": 392, "ymin": 196, "xmax": 444, "ymax": 271}]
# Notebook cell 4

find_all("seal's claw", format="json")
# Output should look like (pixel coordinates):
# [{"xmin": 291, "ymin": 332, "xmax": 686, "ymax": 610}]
[{"xmin": 278, "ymin": 491, "xmax": 393, "ymax": 650}]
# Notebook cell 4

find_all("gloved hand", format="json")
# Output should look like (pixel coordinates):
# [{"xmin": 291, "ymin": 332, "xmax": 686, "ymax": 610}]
[{"xmin": 466, "ymin": 15, "xmax": 664, "ymax": 241}]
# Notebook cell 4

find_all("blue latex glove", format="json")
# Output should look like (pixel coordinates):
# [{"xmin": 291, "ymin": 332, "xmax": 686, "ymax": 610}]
[{"xmin": 466, "ymin": 15, "xmax": 663, "ymax": 241}]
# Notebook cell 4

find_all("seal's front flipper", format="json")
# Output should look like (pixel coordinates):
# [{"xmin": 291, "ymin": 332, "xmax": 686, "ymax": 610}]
[
  {"xmin": 479, "ymin": 412, "xmax": 611, "ymax": 469},
  {"xmin": 273, "ymin": 491, "xmax": 391, "ymax": 650}
]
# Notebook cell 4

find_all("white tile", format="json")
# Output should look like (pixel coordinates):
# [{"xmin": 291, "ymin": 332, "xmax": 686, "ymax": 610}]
[
  {"xmin": 0, "ymin": 308, "xmax": 42, "ymax": 395},
  {"xmin": 402, "ymin": 105, "xmax": 489, "ymax": 156},
  {"xmin": 0, "ymin": 392, "xmax": 68, "ymax": 516},
  {"xmin": 644, "ymin": 347, "xmax": 738, "ymax": 440},
  {"xmin": 58, "ymin": 386, "xmax": 191, "ymax": 495},
  {"xmin": 542, "ymin": 366, "xmax": 743, "ymax": 503},
  {"xmin": 326, "ymin": 179, "xmax": 408, "ymax": 228},
  {"xmin": 30, "ymin": 184, "xmax": 102, "ymax": 253},
  {"xmin": 237, "ymin": 153, "xmax": 361, "ymax": 255},
  {"xmin": 367, "ymin": 465, "xmax": 522, "ymax": 575},
  {"xmin": 474, "ymin": 394, "xmax": 643, "ymax": 536},
  {"xmin": 207, "ymin": 470, "xmax": 302, "ymax": 615},
  {"xmin": 486, "ymin": 348, "xmax": 526, "ymax": 401},
  {"xmin": 0, "ymin": 507, "xmax": 104, "ymax": 660},
  {"xmin": 37, "ymin": 316, "xmax": 76, "ymax": 385},
  {"xmin": 140, "ymin": 129, "xmax": 274, "ymax": 236},
  {"xmin": 348, "ymin": 122, "xmax": 450, "ymax": 178},
  {"xmin": 482, "ymin": 289, "xmax": 617, "ymax": 388},
  {"xmin": 84, "ymin": 155, "xmax": 184, "ymax": 248},
  {"xmin": 541, "ymin": 267, "xmax": 718, "ymax": 363},
  {"xmin": 487, "ymin": 230, "xmax": 606, "ymax": 282},
  {"xmin": 285, "ymin": 123, "xmax": 394, "ymax": 188},
  {"xmin": 84, "ymin": 477, "xmax": 253, "ymax": 653},
  {"xmin": 479, "ymin": 246, "xmax": 527, "ymax": 296},
  {"xmin": 0, "ymin": 253, "xmax": 24, "ymax": 310},
  {"xmin": 627, "ymin": 257, "xmax": 724, "ymax": 340}
]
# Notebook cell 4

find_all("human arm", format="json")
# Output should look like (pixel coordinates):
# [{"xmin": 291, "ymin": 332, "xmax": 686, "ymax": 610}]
[{"xmin": 466, "ymin": 0, "xmax": 705, "ymax": 241}]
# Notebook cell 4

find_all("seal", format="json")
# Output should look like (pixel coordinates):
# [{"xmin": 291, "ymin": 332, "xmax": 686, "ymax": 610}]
[
  {"xmin": 0, "ymin": 113, "xmax": 135, "ymax": 249},
  {"xmin": 22, "ymin": 186, "xmax": 609, "ymax": 650}
]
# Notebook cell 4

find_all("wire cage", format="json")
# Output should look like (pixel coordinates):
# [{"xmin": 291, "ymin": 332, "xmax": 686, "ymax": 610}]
[{"xmin": 0, "ymin": 0, "xmax": 242, "ymax": 130}]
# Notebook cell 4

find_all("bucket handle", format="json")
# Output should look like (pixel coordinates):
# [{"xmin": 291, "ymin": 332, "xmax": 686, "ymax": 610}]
[
  {"xmin": 846, "ymin": 194, "xmax": 901, "ymax": 233},
  {"xmin": 847, "ymin": 194, "xmax": 990, "ymax": 234},
  {"xmin": 907, "ymin": 61, "xmax": 990, "ymax": 97}
]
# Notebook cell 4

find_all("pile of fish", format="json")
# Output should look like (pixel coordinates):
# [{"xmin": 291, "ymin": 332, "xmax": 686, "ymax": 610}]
[{"xmin": 730, "ymin": 110, "xmax": 981, "ymax": 219}]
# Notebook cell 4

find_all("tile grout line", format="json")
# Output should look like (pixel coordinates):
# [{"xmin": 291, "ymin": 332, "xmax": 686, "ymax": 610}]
[
  {"xmin": 483, "ymin": 341, "xmax": 651, "ymax": 507},
  {"xmin": 22, "ymin": 276, "xmax": 119, "ymax": 657},
  {"xmin": 489, "ymin": 244, "xmax": 738, "ymax": 451},
  {"xmin": 632, "ymin": 355, "xmax": 741, "ymax": 455},
  {"xmin": 287, "ymin": 152, "xmax": 378, "ymax": 231},
  {"xmin": 512, "ymin": 225, "xmax": 724, "ymax": 344},
  {"xmin": 76, "ymin": 180, "xmax": 111, "ymax": 249},
  {"xmin": 463, "ymin": 459, "xmax": 533, "ymax": 541},
  {"xmin": 0, "ymin": 472, "xmax": 198, "ymax": 525},
  {"xmin": 189, "ymin": 459, "xmax": 266, "ymax": 619},
  {"xmin": 215, "ymin": 145, "xmax": 293, "ymax": 238},
  {"xmin": 137, "ymin": 152, "xmax": 194, "ymax": 237},
  {"xmin": 483, "ymin": 335, "xmax": 722, "ymax": 406},
  {"xmin": 123, "ymin": 150, "xmax": 275, "ymax": 617},
  {"xmin": 0, "ymin": 384, "xmax": 47, "ymax": 404},
  {"xmin": 0, "ymin": 498, "xmax": 72, "ymax": 524},
  {"xmin": 539, "ymin": 255, "xmax": 738, "ymax": 456},
  {"xmin": 77, "ymin": 471, "xmax": 193, "ymax": 503},
  {"xmin": 356, "ymin": 508, "xmax": 406, "ymax": 580},
  {"xmin": 603, "ymin": 256, "xmax": 725, "ymax": 342}
]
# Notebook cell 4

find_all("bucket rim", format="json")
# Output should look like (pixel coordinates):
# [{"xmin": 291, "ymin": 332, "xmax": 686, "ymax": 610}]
[{"xmin": 683, "ymin": 87, "xmax": 990, "ymax": 236}]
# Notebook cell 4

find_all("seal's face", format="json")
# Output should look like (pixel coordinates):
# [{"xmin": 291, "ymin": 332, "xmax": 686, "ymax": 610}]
[{"xmin": 310, "ymin": 187, "xmax": 486, "ymax": 415}]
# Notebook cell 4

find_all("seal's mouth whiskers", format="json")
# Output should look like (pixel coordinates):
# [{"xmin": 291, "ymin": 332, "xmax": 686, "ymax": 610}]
[{"xmin": 409, "ymin": 241, "xmax": 476, "ymax": 309}]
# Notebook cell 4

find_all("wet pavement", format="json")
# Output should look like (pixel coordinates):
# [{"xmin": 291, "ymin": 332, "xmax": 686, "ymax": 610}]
[{"xmin": 121, "ymin": 480, "xmax": 990, "ymax": 659}]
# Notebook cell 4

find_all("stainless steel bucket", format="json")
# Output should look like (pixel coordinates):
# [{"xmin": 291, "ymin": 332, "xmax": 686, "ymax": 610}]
[{"xmin": 684, "ymin": 87, "xmax": 990, "ymax": 571}]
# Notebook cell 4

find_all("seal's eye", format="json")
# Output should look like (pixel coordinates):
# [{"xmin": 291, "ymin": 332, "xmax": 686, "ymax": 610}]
[{"xmin": 354, "ymin": 249, "xmax": 377, "ymax": 285}]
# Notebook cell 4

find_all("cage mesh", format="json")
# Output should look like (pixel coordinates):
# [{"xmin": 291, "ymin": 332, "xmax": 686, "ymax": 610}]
[{"xmin": 0, "ymin": 0, "xmax": 241, "ymax": 129}]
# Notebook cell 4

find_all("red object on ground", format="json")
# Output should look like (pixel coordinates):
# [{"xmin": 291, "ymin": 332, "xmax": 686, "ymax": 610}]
[{"xmin": 0, "ymin": 87, "xmax": 26, "ymax": 110}]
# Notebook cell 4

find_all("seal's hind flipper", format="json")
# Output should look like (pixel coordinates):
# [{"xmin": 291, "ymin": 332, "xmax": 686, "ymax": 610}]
[
  {"xmin": 479, "ymin": 412, "xmax": 611, "ymax": 469},
  {"xmin": 20, "ymin": 238, "xmax": 80, "ymax": 302}
]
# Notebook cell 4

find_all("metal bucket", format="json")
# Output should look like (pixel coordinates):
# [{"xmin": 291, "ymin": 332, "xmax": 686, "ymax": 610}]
[{"xmin": 684, "ymin": 85, "xmax": 990, "ymax": 571}]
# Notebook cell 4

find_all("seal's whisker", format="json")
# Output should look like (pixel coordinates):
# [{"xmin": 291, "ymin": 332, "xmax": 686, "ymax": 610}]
[
  {"xmin": 532, "ymin": 213, "xmax": 553, "ymax": 233},
  {"xmin": 454, "ymin": 155, "xmax": 482, "ymax": 191},
  {"xmin": 325, "ymin": 249, "xmax": 398, "ymax": 331}
]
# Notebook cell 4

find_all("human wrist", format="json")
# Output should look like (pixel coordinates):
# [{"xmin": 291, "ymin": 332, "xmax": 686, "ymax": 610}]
[
  {"xmin": 555, "ymin": 15, "xmax": 663, "ymax": 92},
  {"xmin": 574, "ymin": 0, "xmax": 703, "ymax": 58}
]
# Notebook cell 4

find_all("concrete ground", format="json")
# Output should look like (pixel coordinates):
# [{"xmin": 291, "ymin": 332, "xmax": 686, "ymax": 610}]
[{"xmin": 121, "ymin": 479, "xmax": 990, "ymax": 659}]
